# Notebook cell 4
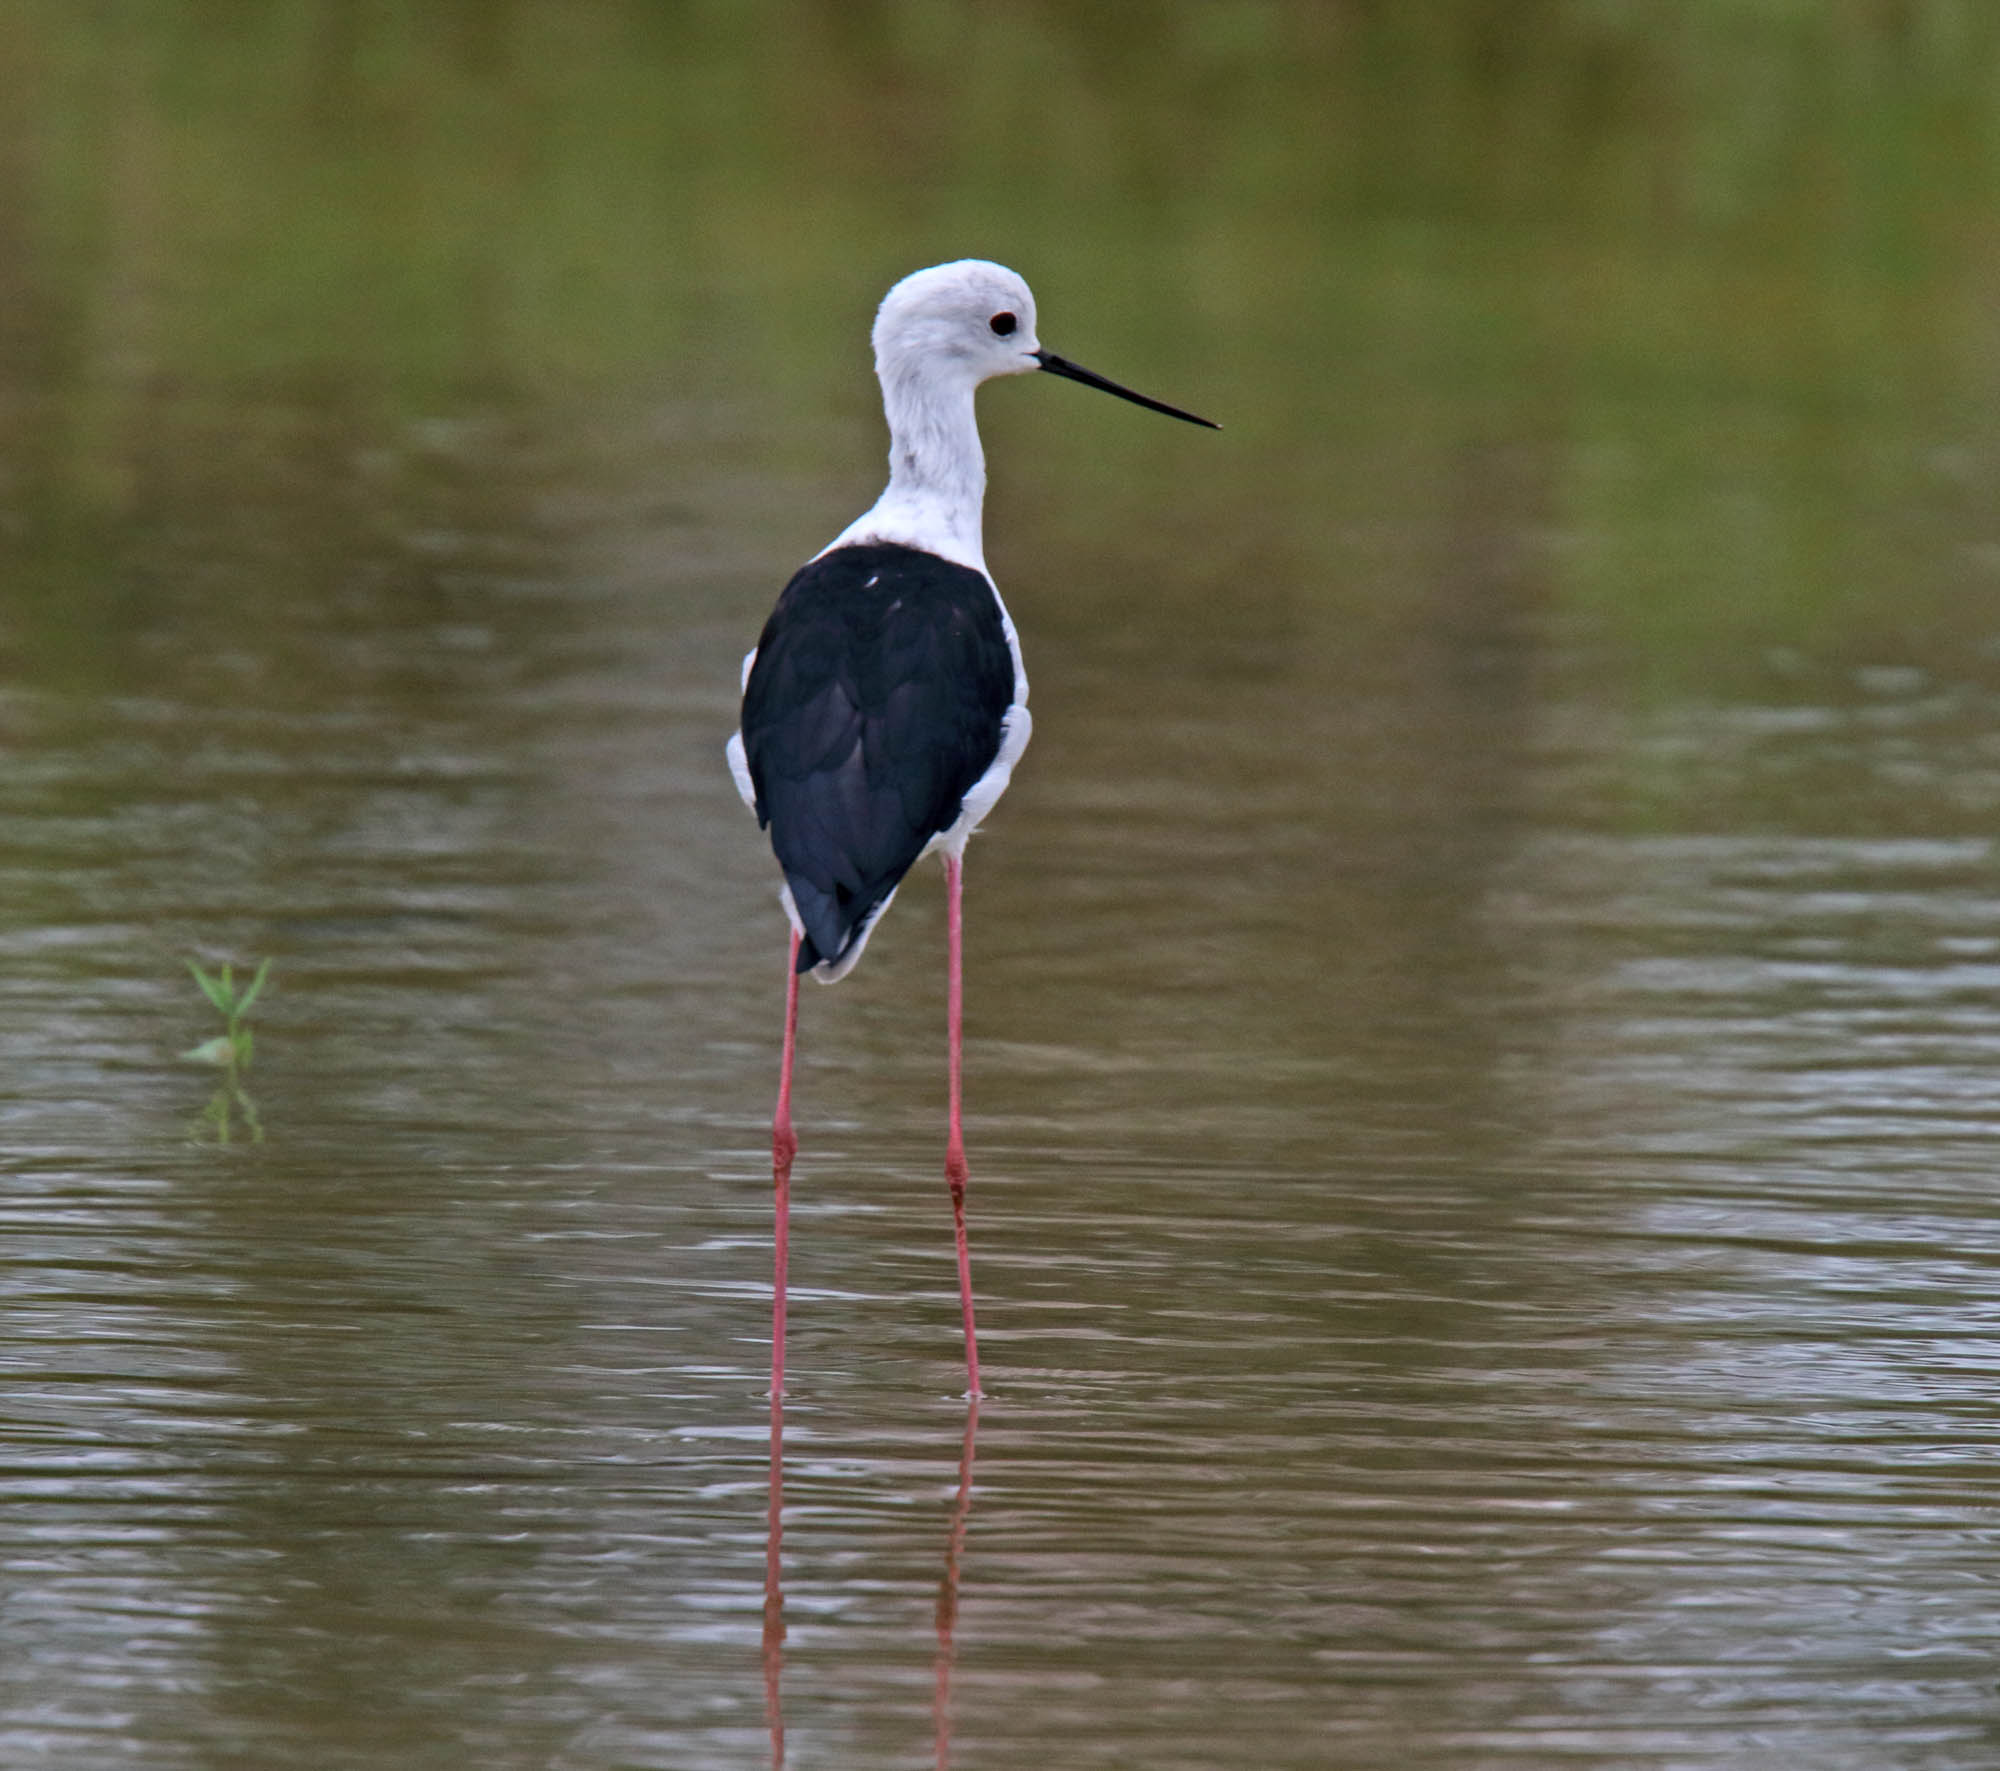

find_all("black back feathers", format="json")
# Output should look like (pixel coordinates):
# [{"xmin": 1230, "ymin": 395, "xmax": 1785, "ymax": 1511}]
[{"xmin": 739, "ymin": 543, "xmax": 1015, "ymax": 973}]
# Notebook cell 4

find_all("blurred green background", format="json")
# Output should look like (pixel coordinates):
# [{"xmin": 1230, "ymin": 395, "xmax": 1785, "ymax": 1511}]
[{"xmin": 7, "ymin": 0, "xmax": 1998, "ymax": 705}]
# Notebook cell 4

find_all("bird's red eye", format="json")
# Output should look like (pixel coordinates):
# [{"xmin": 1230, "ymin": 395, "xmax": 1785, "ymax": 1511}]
[{"xmin": 989, "ymin": 312, "xmax": 1017, "ymax": 336}]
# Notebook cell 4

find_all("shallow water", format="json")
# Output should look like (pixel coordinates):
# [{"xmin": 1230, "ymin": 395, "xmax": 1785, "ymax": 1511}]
[
  {"xmin": 9, "ymin": 423, "xmax": 2000, "ymax": 1767},
  {"xmin": 9, "ymin": 8, "xmax": 2000, "ymax": 1768}
]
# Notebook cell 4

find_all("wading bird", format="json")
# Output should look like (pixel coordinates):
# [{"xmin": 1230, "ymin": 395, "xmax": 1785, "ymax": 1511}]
[{"xmin": 729, "ymin": 259, "xmax": 1215, "ymax": 1398}]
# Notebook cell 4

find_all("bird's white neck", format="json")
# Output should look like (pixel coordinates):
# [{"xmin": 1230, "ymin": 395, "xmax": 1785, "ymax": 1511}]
[{"xmin": 820, "ymin": 363, "xmax": 989, "ymax": 575}]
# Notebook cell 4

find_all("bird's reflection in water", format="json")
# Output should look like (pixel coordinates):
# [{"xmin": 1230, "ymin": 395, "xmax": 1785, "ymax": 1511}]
[{"xmin": 762, "ymin": 1395, "xmax": 982, "ymax": 1770}]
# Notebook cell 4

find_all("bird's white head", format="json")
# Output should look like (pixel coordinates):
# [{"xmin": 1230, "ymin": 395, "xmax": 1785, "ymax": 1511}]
[
  {"xmin": 872, "ymin": 260, "xmax": 1043, "ymax": 393},
  {"xmin": 822, "ymin": 258, "xmax": 1214, "ymax": 575}
]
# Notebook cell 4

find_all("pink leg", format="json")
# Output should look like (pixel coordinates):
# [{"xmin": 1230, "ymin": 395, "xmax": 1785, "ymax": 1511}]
[
  {"xmin": 943, "ymin": 854, "xmax": 983, "ymax": 1399},
  {"xmin": 772, "ymin": 929, "xmax": 801, "ymax": 1399}
]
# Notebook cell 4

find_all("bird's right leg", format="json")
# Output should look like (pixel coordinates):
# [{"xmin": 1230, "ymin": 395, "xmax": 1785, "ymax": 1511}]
[
  {"xmin": 942, "ymin": 853, "xmax": 983, "ymax": 1399},
  {"xmin": 772, "ymin": 928, "xmax": 801, "ymax": 1398}
]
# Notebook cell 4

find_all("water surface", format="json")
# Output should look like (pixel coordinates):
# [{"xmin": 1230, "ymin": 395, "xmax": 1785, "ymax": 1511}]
[{"xmin": 6, "ymin": 7, "xmax": 2000, "ymax": 1768}]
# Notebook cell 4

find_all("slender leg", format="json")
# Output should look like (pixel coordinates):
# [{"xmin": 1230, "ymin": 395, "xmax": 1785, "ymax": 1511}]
[
  {"xmin": 943, "ymin": 853, "xmax": 983, "ymax": 1399},
  {"xmin": 772, "ymin": 929, "xmax": 801, "ymax": 1399}
]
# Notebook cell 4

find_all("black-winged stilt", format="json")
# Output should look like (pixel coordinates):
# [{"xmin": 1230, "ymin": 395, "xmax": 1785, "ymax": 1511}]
[{"xmin": 728, "ymin": 259, "xmax": 1215, "ymax": 1398}]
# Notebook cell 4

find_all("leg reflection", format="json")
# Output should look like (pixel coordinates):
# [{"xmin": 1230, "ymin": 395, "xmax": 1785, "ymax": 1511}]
[
  {"xmin": 766, "ymin": 1395, "xmax": 980, "ymax": 1771},
  {"xmin": 763, "ymin": 1384, "xmax": 785, "ymax": 1770},
  {"xmin": 933, "ymin": 1397, "xmax": 980, "ymax": 1770}
]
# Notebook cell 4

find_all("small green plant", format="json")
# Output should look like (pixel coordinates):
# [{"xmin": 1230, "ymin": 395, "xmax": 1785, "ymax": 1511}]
[{"xmin": 184, "ymin": 957, "xmax": 271, "ymax": 1144}]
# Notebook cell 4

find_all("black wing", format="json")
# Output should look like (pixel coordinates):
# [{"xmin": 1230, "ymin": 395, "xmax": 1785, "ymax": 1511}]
[{"xmin": 740, "ymin": 542, "xmax": 1014, "ymax": 974}]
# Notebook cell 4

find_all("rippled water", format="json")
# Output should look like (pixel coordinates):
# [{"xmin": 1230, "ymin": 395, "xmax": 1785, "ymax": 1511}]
[
  {"xmin": 6, "ymin": 386, "xmax": 1999, "ymax": 1770},
  {"xmin": 9, "ymin": 8, "xmax": 2000, "ymax": 1756}
]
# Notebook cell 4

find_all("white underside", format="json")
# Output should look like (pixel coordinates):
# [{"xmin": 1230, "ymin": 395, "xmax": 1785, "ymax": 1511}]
[{"xmin": 726, "ymin": 722, "xmax": 755, "ymax": 812}]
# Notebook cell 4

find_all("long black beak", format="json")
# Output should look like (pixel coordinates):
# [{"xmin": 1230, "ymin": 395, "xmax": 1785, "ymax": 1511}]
[{"xmin": 1033, "ymin": 349, "xmax": 1219, "ymax": 430}]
